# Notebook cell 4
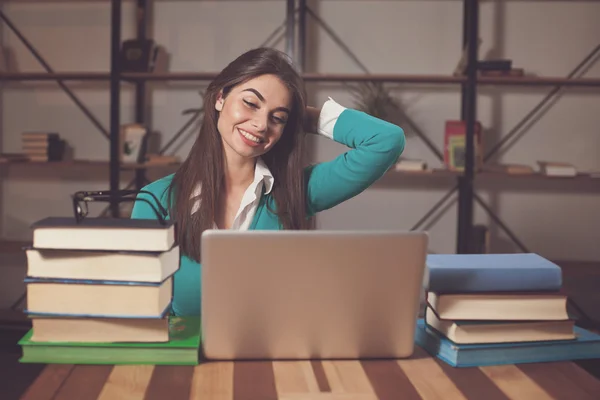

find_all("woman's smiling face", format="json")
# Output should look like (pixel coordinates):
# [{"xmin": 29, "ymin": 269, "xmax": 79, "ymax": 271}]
[{"xmin": 215, "ymin": 74, "xmax": 292, "ymax": 161}]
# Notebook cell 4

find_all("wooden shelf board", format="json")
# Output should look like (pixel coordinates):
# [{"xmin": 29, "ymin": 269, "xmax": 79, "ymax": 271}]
[
  {"xmin": 477, "ymin": 76, "xmax": 600, "ymax": 87},
  {"xmin": 121, "ymin": 161, "xmax": 181, "ymax": 170},
  {"xmin": 122, "ymin": 72, "xmax": 465, "ymax": 84},
  {"xmin": 2, "ymin": 72, "xmax": 464, "ymax": 84},
  {"xmin": 379, "ymin": 167, "xmax": 600, "ymax": 182},
  {"xmin": 386, "ymin": 169, "xmax": 600, "ymax": 182},
  {"xmin": 388, "ymin": 168, "xmax": 461, "ymax": 178},
  {"xmin": 0, "ymin": 160, "xmax": 180, "ymax": 170},
  {"xmin": 2, "ymin": 0, "xmax": 267, "ymax": 2},
  {"xmin": 0, "ymin": 72, "xmax": 110, "ymax": 81},
  {"xmin": 2, "ymin": 161, "xmax": 598, "ymax": 182},
  {"xmin": 477, "ymin": 171, "xmax": 600, "ymax": 182},
  {"xmin": 2, "ymin": 72, "xmax": 599, "ymax": 87},
  {"xmin": 121, "ymin": 72, "xmax": 218, "ymax": 81},
  {"xmin": 299, "ymin": 73, "xmax": 464, "ymax": 84}
]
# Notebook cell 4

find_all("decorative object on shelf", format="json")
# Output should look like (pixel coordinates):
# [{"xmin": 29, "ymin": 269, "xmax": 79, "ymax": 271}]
[
  {"xmin": 120, "ymin": 124, "xmax": 148, "ymax": 163},
  {"xmin": 120, "ymin": 39, "xmax": 155, "ymax": 72},
  {"xmin": 481, "ymin": 163, "xmax": 534, "ymax": 175},
  {"xmin": 347, "ymin": 81, "xmax": 414, "ymax": 140},
  {"xmin": 537, "ymin": 161, "xmax": 577, "ymax": 177},
  {"xmin": 587, "ymin": 170, "xmax": 600, "ymax": 179},
  {"xmin": 394, "ymin": 159, "xmax": 427, "ymax": 172},
  {"xmin": 478, "ymin": 59, "xmax": 512, "ymax": 71},
  {"xmin": 453, "ymin": 42, "xmax": 525, "ymax": 78},
  {"xmin": 480, "ymin": 68, "xmax": 525, "ymax": 77},
  {"xmin": 120, "ymin": 39, "xmax": 169, "ymax": 73},
  {"xmin": 21, "ymin": 132, "xmax": 66, "ymax": 162},
  {"xmin": 348, "ymin": 82, "xmax": 405, "ymax": 129},
  {"xmin": 443, "ymin": 120, "xmax": 483, "ymax": 171},
  {"xmin": 478, "ymin": 59, "xmax": 525, "ymax": 77}
]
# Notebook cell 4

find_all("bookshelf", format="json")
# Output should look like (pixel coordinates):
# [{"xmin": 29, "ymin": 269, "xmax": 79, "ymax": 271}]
[
  {"xmin": 457, "ymin": 0, "xmax": 600, "ymax": 254},
  {"xmin": 0, "ymin": 0, "xmax": 598, "ymax": 254}
]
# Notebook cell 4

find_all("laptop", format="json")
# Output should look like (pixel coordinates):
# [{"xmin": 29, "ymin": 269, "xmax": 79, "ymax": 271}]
[{"xmin": 200, "ymin": 230, "xmax": 428, "ymax": 360}]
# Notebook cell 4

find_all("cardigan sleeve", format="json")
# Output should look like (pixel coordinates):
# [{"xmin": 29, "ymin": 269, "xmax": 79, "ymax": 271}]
[{"xmin": 305, "ymin": 98, "xmax": 405, "ymax": 216}]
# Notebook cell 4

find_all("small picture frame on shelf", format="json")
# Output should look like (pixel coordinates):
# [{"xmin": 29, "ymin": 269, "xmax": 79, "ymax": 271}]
[{"xmin": 120, "ymin": 123, "xmax": 148, "ymax": 163}]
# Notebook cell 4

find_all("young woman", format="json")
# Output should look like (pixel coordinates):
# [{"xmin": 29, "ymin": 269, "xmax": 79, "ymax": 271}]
[{"xmin": 131, "ymin": 47, "xmax": 405, "ymax": 316}]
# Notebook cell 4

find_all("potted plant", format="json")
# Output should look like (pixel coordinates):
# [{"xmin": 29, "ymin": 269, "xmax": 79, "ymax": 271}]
[
  {"xmin": 347, "ymin": 81, "xmax": 413, "ymax": 138},
  {"xmin": 348, "ymin": 81, "xmax": 428, "ymax": 170}
]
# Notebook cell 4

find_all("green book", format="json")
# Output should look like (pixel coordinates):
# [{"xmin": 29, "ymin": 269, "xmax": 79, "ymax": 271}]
[{"xmin": 18, "ymin": 316, "xmax": 200, "ymax": 365}]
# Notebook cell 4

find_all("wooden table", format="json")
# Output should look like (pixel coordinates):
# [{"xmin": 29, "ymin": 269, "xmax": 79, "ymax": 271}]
[{"xmin": 16, "ymin": 346, "xmax": 600, "ymax": 400}]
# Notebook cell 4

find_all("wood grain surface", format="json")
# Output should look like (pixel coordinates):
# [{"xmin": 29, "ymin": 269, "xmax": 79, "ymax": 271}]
[{"xmin": 14, "ymin": 346, "xmax": 600, "ymax": 400}]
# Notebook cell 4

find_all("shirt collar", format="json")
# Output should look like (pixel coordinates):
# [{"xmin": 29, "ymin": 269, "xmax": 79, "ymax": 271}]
[
  {"xmin": 255, "ymin": 157, "xmax": 274, "ymax": 194},
  {"xmin": 191, "ymin": 157, "xmax": 274, "ymax": 198}
]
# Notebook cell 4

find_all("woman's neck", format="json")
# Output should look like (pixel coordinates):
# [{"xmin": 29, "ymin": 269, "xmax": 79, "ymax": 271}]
[{"xmin": 222, "ymin": 148, "xmax": 256, "ymax": 192}]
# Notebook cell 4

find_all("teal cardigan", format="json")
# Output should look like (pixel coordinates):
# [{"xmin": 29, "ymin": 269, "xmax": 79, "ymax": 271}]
[{"xmin": 131, "ymin": 108, "xmax": 405, "ymax": 316}]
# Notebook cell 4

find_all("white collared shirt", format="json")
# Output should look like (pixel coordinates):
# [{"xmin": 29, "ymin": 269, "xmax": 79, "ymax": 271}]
[
  {"xmin": 191, "ymin": 97, "xmax": 346, "ymax": 230},
  {"xmin": 227, "ymin": 157, "xmax": 273, "ymax": 230}
]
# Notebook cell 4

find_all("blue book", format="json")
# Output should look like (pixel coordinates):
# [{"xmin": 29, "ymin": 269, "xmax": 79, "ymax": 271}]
[
  {"xmin": 426, "ymin": 253, "xmax": 562, "ymax": 293},
  {"xmin": 414, "ymin": 319, "xmax": 600, "ymax": 367}
]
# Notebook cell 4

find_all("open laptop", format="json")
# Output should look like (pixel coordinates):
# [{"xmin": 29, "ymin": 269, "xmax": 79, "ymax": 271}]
[{"xmin": 200, "ymin": 230, "xmax": 428, "ymax": 360}]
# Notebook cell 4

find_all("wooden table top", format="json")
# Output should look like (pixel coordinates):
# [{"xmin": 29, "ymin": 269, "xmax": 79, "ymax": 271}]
[{"xmin": 17, "ymin": 346, "xmax": 600, "ymax": 400}]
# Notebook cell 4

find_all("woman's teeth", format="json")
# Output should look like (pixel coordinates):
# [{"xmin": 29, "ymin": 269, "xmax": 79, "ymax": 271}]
[{"xmin": 239, "ymin": 129, "xmax": 261, "ymax": 143}]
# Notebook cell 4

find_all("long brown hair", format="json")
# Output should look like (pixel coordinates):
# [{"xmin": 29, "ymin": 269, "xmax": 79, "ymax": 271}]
[{"xmin": 168, "ymin": 47, "xmax": 310, "ymax": 262}]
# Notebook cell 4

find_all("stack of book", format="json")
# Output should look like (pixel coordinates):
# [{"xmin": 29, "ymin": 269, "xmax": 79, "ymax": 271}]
[
  {"xmin": 18, "ymin": 216, "xmax": 200, "ymax": 365},
  {"xmin": 537, "ymin": 161, "xmax": 578, "ymax": 177},
  {"xmin": 416, "ymin": 253, "xmax": 600, "ymax": 367},
  {"xmin": 21, "ymin": 132, "xmax": 64, "ymax": 162}
]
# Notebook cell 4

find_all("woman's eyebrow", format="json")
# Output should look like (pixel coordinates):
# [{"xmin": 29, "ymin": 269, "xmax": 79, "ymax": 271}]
[
  {"xmin": 273, "ymin": 106, "xmax": 290, "ymax": 114},
  {"xmin": 242, "ymin": 88, "xmax": 290, "ymax": 114},
  {"xmin": 242, "ymin": 88, "xmax": 265, "ymax": 101}
]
